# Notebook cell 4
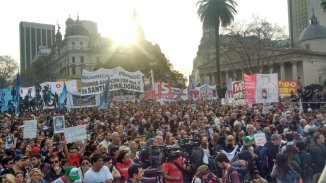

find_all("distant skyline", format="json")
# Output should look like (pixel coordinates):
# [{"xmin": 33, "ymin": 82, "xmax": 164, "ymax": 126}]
[{"xmin": 0, "ymin": 0, "xmax": 288, "ymax": 79}]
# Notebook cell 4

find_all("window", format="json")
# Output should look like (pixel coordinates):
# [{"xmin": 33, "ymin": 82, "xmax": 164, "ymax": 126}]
[
  {"xmin": 72, "ymin": 41, "xmax": 75, "ymax": 47},
  {"xmin": 80, "ymin": 41, "xmax": 83, "ymax": 48},
  {"xmin": 72, "ymin": 56, "xmax": 75, "ymax": 63},
  {"xmin": 72, "ymin": 68, "xmax": 76, "ymax": 75},
  {"xmin": 80, "ymin": 56, "xmax": 84, "ymax": 63}
]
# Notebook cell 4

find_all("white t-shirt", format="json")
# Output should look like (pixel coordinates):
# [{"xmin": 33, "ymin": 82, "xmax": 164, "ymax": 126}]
[
  {"xmin": 52, "ymin": 176, "xmax": 82, "ymax": 183},
  {"xmin": 84, "ymin": 166, "xmax": 113, "ymax": 183}
]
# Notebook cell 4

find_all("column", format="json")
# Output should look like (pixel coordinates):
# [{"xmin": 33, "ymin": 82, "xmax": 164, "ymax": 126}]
[
  {"xmin": 269, "ymin": 66, "xmax": 273, "ymax": 74},
  {"xmin": 280, "ymin": 63, "xmax": 285, "ymax": 80},
  {"xmin": 225, "ymin": 71, "xmax": 229, "ymax": 84},
  {"xmin": 292, "ymin": 61, "xmax": 298, "ymax": 80},
  {"xmin": 212, "ymin": 72, "xmax": 216, "ymax": 84}
]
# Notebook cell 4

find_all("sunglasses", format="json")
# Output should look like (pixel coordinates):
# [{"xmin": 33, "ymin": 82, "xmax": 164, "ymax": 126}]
[
  {"xmin": 82, "ymin": 162, "xmax": 89, "ymax": 166},
  {"xmin": 50, "ymin": 160, "xmax": 59, "ymax": 164}
]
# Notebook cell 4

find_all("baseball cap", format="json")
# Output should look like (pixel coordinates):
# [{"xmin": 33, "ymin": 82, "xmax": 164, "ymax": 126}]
[
  {"xmin": 14, "ymin": 155, "xmax": 27, "ymax": 162},
  {"xmin": 65, "ymin": 166, "xmax": 80, "ymax": 181},
  {"xmin": 243, "ymin": 136, "xmax": 254, "ymax": 144}
]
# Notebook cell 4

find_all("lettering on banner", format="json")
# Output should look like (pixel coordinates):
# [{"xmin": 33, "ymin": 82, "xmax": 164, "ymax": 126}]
[{"xmin": 254, "ymin": 133, "xmax": 267, "ymax": 146}]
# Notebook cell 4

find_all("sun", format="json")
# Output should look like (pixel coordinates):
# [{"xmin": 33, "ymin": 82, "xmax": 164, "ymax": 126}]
[{"xmin": 111, "ymin": 22, "xmax": 138, "ymax": 45}]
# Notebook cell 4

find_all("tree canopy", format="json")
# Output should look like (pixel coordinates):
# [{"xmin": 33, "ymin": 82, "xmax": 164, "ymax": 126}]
[
  {"xmin": 97, "ymin": 39, "xmax": 187, "ymax": 88},
  {"xmin": 0, "ymin": 55, "xmax": 18, "ymax": 88}
]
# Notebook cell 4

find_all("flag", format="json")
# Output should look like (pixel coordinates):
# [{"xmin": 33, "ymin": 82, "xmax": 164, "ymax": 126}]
[
  {"xmin": 14, "ymin": 74, "xmax": 21, "ymax": 116},
  {"xmin": 144, "ymin": 69, "xmax": 155, "ymax": 91},
  {"xmin": 98, "ymin": 76, "xmax": 110, "ymax": 110},
  {"xmin": 58, "ymin": 82, "xmax": 67, "ymax": 110}
]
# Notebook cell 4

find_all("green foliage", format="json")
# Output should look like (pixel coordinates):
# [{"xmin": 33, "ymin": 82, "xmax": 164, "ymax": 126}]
[
  {"xmin": 20, "ymin": 55, "xmax": 53, "ymax": 86},
  {"xmin": 0, "ymin": 55, "xmax": 18, "ymax": 88},
  {"xmin": 98, "ymin": 40, "xmax": 187, "ymax": 88},
  {"xmin": 197, "ymin": 0, "xmax": 237, "ymax": 86}
]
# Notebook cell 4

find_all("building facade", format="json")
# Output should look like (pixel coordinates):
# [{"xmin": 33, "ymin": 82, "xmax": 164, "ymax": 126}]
[
  {"xmin": 19, "ymin": 22, "xmax": 55, "ymax": 71},
  {"xmin": 49, "ymin": 16, "xmax": 113, "ymax": 81},
  {"xmin": 288, "ymin": 0, "xmax": 309, "ymax": 47}
]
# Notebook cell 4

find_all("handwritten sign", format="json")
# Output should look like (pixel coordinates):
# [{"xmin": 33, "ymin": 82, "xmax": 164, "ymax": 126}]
[
  {"xmin": 23, "ymin": 120, "xmax": 37, "ymax": 139},
  {"xmin": 254, "ymin": 133, "xmax": 267, "ymax": 146},
  {"xmin": 64, "ymin": 125, "xmax": 87, "ymax": 143}
]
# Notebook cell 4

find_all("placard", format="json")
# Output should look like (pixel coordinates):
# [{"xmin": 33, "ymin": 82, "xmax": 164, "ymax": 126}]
[
  {"xmin": 23, "ymin": 120, "xmax": 37, "ymax": 139},
  {"xmin": 53, "ymin": 116, "xmax": 65, "ymax": 134},
  {"xmin": 5, "ymin": 136, "xmax": 14, "ymax": 149},
  {"xmin": 64, "ymin": 125, "xmax": 87, "ymax": 143},
  {"xmin": 254, "ymin": 133, "xmax": 267, "ymax": 146}
]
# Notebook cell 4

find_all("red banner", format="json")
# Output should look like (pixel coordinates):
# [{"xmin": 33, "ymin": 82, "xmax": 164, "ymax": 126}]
[
  {"xmin": 278, "ymin": 80, "xmax": 298, "ymax": 97},
  {"xmin": 244, "ymin": 74, "xmax": 256, "ymax": 104}
]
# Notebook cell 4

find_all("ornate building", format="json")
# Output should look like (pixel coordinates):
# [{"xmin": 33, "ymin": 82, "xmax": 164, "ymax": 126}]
[
  {"xmin": 192, "ymin": 14, "xmax": 326, "ymax": 87},
  {"xmin": 50, "ymin": 16, "xmax": 113, "ymax": 81}
]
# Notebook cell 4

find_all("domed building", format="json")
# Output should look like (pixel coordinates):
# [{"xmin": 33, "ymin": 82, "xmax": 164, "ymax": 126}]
[
  {"xmin": 49, "ymin": 16, "xmax": 113, "ymax": 81},
  {"xmin": 300, "ymin": 13, "xmax": 326, "ymax": 52}
]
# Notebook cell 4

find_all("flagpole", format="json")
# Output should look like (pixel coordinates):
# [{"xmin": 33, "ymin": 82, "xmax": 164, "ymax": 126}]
[{"xmin": 151, "ymin": 69, "xmax": 154, "ymax": 91}]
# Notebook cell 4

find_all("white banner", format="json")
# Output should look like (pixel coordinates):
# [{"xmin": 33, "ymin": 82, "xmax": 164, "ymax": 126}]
[
  {"xmin": 254, "ymin": 133, "xmax": 267, "ymax": 146},
  {"xmin": 53, "ymin": 116, "xmax": 65, "ymax": 134},
  {"xmin": 23, "ymin": 120, "xmax": 37, "ymax": 139},
  {"xmin": 40, "ymin": 80, "xmax": 78, "ymax": 95},
  {"xmin": 20, "ymin": 86, "xmax": 36, "ymax": 97},
  {"xmin": 66, "ymin": 92, "xmax": 101, "ymax": 109},
  {"xmin": 256, "ymin": 74, "xmax": 279, "ymax": 103},
  {"xmin": 81, "ymin": 66, "xmax": 144, "ymax": 96},
  {"xmin": 64, "ymin": 125, "xmax": 87, "ymax": 143}
]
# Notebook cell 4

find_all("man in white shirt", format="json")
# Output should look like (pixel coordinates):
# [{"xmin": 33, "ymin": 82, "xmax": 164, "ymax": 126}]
[
  {"xmin": 84, "ymin": 154, "xmax": 113, "ymax": 183},
  {"xmin": 100, "ymin": 132, "xmax": 112, "ymax": 152}
]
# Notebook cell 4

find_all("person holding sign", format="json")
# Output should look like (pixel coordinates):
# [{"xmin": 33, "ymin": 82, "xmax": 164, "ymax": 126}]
[{"xmin": 63, "ymin": 141, "xmax": 87, "ymax": 167}]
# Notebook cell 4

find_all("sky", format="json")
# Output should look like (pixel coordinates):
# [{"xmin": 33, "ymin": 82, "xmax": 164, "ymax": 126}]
[{"xmin": 0, "ymin": 0, "xmax": 288, "ymax": 79}]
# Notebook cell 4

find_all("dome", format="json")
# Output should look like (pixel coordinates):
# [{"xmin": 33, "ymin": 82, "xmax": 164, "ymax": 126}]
[
  {"xmin": 66, "ymin": 17, "xmax": 74, "ymax": 25},
  {"xmin": 300, "ymin": 15, "xmax": 326, "ymax": 42},
  {"xmin": 66, "ymin": 24, "xmax": 89, "ymax": 37}
]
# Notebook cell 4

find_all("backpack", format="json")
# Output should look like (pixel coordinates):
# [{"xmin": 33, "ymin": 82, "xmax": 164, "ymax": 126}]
[
  {"xmin": 298, "ymin": 152, "xmax": 314, "ymax": 177},
  {"xmin": 258, "ymin": 147, "xmax": 269, "ymax": 177},
  {"xmin": 190, "ymin": 147, "xmax": 204, "ymax": 172},
  {"xmin": 284, "ymin": 170, "xmax": 301, "ymax": 183}
]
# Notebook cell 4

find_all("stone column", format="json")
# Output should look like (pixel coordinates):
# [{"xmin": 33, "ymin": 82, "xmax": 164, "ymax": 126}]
[
  {"xmin": 280, "ymin": 63, "xmax": 285, "ymax": 80},
  {"xmin": 269, "ymin": 66, "xmax": 273, "ymax": 74},
  {"xmin": 292, "ymin": 61, "xmax": 298, "ymax": 81},
  {"xmin": 212, "ymin": 72, "xmax": 216, "ymax": 84},
  {"xmin": 226, "ymin": 71, "xmax": 229, "ymax": 83}
]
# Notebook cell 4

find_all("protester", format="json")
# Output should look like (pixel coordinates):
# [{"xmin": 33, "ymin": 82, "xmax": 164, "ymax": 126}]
[
  {"xmin": 192, "ymin": 165, "xmax": 211, "ymax": 183},
  {"xmin": 216, "ymin": 153, "xmax": 240, "ymax": 183},
  {"xmin": 1, "ymin": 173, "xmax": 16, "ymax": 183},
  {"xmin": 28, "ymin": 168, "xmax": 47, "ymax": 183},
  {"xmin": 83, "ymin": 154, "xmax": 113, "ymax": 183},
  {"xmin": 127, "ymin": 164, "xmax": 143, "ymax": 183}
]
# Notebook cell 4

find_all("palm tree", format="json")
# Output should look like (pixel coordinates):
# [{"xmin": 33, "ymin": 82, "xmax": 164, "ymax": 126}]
[{"xmin": 197, "ymin": 0, "xmax": 237, "ymax": 87}]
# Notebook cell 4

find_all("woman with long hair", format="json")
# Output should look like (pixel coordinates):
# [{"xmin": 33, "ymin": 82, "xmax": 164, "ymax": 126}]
[
  {"xmin": 77, "ymin": 157, "xmax": 91, "ymax": 181},
  {"xmin": 116, "ymin": 151, "xmax": 132, "ymax": 183},
  {"xmin": 28, "ymin": 168, "xmax": 47, "ymax": 183},
  {"xmin": 192, "ymin": 165, "xmax": 211, "ymax": 183},
  {"xmin": 14, "ymin": 171, "xmax": 25, "ymax": 183},
  {"xmin": 271, "ymin": 153, "xmax": 301, "ymax": 183},
  {"xmin": 2, "ymin": 174, "xmax": 16, "ymax": 183}
]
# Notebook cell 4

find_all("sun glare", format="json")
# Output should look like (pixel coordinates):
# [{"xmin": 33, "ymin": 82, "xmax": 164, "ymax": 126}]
[{"xmin": 111, "ymin": 23, "xmax": 138, "ymax": 45}]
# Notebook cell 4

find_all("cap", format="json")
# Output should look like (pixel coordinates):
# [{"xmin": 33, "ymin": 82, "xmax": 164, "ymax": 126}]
[
  {"xmin": 243, "ymin": 136, "xmax": 254, "ymax": 144},
  {"xmin": 14, "ymin": 155, "xmax": 27, "ymax": 162},
  {"xmin": 65, "ymin": 166, "xmax": 80, "ymax": 181},
  {"xmin": 271, "ymin": 134, "xmax": 282, "ymax": 141}
]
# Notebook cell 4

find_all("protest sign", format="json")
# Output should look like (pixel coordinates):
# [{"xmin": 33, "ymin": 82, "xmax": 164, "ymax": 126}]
[
  {"xmin": 278, "ymin": 80, "xmax": 298, "ymax": 97},
  {"xmin": 23, "ymin": 120, "xmax": 37, "ymax": 139},
  {"xmin": 232, "ymin": 81, "xmax": 245, "ymax": 100},
  {"xmin": 5, "ymin": 136, "xmax": 14, "ymax": 149},
  {"xmin": 244, "ymin": 73, "xmax": 279, "ymax": 104},
  {"xmin": 81, "ymin": 67, "xmax": 144, "ymax": 96},
  {"xmin": 254, "ymin": 133, "xmax": 267, "ymax": 146},
  {"xmin": 66, "ymin": 92, "xmax": 101, "ymax": 109},
  {"xmin": 0, "ymin": 87, "xmax": 12, "ymax": 112},
  {"xmin": 64, "ymin": 125, "xmax": 87, "ymax": 143},
  {"xmin": 53, "ymin": 116, "xmax": 65, "ymax": 134},
  {"xmin": 20, "ymin": 86, "xmax": 36, "ymax": 98}
]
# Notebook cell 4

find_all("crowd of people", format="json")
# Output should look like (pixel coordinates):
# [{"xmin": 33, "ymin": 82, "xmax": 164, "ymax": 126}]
[{"xmin": 0, "ymin": 96, "xmax": 325, "ymax": 183}]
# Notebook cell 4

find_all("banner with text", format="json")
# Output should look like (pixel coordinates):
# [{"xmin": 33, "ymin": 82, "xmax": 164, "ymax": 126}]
[
  {"xmin": 244, "ymin": 73, "xmax": 278, "ymax": 104},
  {"xmin": 66, "ymin": 92, "xmax": 101, "ymax": 109},
  {"xmin": 81, "ymin": 67, "xmax": 144, "ymax": 96},
  {"xmin": 278, "ymin": 80, "xmax": 298, "ymax": 97}
]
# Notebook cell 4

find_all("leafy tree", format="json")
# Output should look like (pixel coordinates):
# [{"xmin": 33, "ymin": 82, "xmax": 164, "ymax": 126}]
[
  {"xmin": 21, "ymin": 54, "xmax": 53, "ymax": 86},
  {"xmin": 98, "ymin": 39, "xmax": 187, "ymax": 88},
  {"xmin": 197, "ymin": 0, "xmax": 237, "ymax": 87},
  {"xmin": 223, "ymin": 17, "xmax": 289, "ymax": 74},
  {"xmin": 0, "ymin": 55, "xmax": 18, "ymax": 88}
]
